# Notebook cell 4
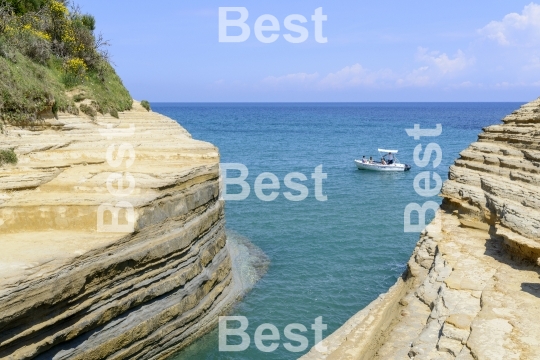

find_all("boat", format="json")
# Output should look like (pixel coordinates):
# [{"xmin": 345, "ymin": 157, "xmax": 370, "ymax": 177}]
[{"xmin": 355, "ymin": 149, "xmax": 411, "ymax": 172}]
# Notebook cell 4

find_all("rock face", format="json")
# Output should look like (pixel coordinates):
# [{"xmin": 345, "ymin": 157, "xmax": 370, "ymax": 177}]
[
  {"xmin": 442, "ymin": 98, "xmax": 540, "ymax": 264},
  {"xmin": 302, "ymin": 99, "xmax": 540, "ymax": 360},
  {"xmin": 0, "ymin": 103, "xmax": 238, "ymax": 359}
]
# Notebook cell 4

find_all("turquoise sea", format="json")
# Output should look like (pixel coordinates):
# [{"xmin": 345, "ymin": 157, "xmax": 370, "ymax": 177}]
[{"xmin": 153, "ymin": 103, "xmax": 522, "ymax": 360}]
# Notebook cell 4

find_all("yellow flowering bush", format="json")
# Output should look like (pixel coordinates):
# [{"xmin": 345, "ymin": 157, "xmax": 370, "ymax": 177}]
[
  {"xmin": 64, "ymin": 57, "xmax": 87, "ymax": 76},
  {"xmin": 21, "ymin": 24, "xmax": 51, "ymax": 41},
  {"xmin": 1, "ymin": 1, "xmax": 98, "ymax": 64},
  {"xmin": 62, "ymin": 25, "xmax": 85, "ymax": 53},
  {"xmin": 3, "ymin": 24, "xmax": 15, "ymax": 35},
  {"xmin": 61, "ymin": 25, "xmax": 75, "ymax": 44},
  {"xmin": 34, "ymin": 30, "xmax": 50, "ymax": 41},
  {"xmin": 0, "ymin": 1, "xmax": 133, "ymax": 126},
  {"xmin": 1, "ymin": 16, "xmax": 52, "ymax": 63},
  {"xmin": 49, "ymin": 1, "xmax": 68, "ymax": 17},
  {"xmin": 62, "ymin": 57, "xmax": 88, "ymax": 86}
]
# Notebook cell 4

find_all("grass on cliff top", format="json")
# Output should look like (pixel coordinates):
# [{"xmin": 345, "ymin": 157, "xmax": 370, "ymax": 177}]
[
  {"xmin": 0, "ymin": 52, "xmax": 75, "ymax": 124},
  {"xmin": 48, "ymin": 56, "xmax": 133, "ymax": 116},
  {"xmin": 0, "ymin": 52, "xmax": 132, "ymax": 125},
  {"xmin": 0, "ymin": 0, "xmax": 133, "ymax": 125}
]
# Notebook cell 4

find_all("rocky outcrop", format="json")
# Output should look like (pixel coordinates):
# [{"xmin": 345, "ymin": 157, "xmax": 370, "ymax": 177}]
[
  {"xmin": 442, "ymin": 98, "xmax": 540, "ymax": 264},
  {"xmin": 0, "ymin": 103, "xmax": 240, "ymax": 359},
  {"xmin": 302, "ymin": 99, "xmax": 540, "ymax": 360}
]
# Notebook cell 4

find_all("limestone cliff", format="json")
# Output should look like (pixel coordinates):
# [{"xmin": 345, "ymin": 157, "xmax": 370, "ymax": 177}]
[
  {"xmin": 0, "ymin": 103, "xmax": 240, "ymax": 359},
  {"xmin": 302, "ymin": 99, "xmax": 540, "ymax": 360}
]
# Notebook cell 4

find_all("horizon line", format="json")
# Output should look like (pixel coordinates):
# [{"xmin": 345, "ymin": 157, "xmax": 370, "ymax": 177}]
[{"xmin": 147, "ymin": 100, "xmax": 529, "ymax": 104}]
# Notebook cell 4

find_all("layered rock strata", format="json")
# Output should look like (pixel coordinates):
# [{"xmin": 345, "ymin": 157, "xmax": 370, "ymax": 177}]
[
  {"xmin": 302, "ymin": 99, "xmax": 540, "ymax": 360},
  {"xmin": 442, "ymin": 98, "xmax": 540, "ymax": 264},
  {"xmin": 0, "ymin": 102, "xmax": 238, "ymax": 359}
]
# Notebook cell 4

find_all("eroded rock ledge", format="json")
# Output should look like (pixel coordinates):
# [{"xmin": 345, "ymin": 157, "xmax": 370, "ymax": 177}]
[
  {"xmin": 0, "ymin": 102, "xmax": 239, "ymax": 359},
  {"xmin": 302, "ymin": 99, "xmax": 540, "ymax": 360}
]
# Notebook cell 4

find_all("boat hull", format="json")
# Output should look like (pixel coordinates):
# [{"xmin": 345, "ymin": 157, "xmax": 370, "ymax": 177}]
[{"xmin": 355, "ymin": 160, "xmax": 411, "ymax": 172}]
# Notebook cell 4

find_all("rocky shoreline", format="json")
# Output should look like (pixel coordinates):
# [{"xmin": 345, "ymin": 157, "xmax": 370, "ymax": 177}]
[
  {"xmin": 0, "ymin": 102, "xmax": 242, "ymax": 359},
  {"xmin": 302, "ymin": 98, "xmax": 540, "ymax": 360}
]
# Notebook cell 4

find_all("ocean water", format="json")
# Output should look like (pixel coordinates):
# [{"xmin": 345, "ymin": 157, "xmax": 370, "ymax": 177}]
[{"xmin": 153, "ymin": 103, "xmax": 522, "ymax": 360}]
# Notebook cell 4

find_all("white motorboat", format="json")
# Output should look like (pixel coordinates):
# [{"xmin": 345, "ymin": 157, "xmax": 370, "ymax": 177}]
[{"xmin": 355, "ymin": 149, "xmax": 411, "ymax": 172}]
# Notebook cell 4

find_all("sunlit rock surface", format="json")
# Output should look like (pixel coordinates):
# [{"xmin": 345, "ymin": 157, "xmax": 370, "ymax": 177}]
[{"xmin": 0, "ymin": 102, "xmax": 240, "ymax": 359}]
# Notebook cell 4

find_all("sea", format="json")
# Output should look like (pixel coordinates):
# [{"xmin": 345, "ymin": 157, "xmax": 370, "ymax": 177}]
[{"xmin": 152, "ymin": 102, "xmax": 522, "ymax": 360}]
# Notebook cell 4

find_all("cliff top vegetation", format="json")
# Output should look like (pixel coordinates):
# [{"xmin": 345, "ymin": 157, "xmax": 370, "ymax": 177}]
[{"xmin": 0, "ymin": 0, "xmax": 132, "ymax": 126}]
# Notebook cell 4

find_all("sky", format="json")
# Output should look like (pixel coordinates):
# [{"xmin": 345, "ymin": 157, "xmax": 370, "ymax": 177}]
[{"xmin": 75, "ymin": 0, "xmax": 540, "ymax": 102}]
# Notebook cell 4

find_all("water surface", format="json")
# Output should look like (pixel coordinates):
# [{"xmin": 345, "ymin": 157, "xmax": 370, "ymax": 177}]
[{"xmin": 153, "ymin": 102, "xmax": 522, "ymax": 360}]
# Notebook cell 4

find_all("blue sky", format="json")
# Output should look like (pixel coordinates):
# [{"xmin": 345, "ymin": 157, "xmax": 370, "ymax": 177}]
[{"xmin": 76, "ymin": 0, "xmax": 540, "ymax": 102}]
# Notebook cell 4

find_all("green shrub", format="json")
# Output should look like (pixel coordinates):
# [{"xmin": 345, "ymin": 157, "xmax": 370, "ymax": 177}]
[
  {"xmin": 72, "ymin": 92, "xmax": 86, "ymax": 102},
  {"xmin": 52, "ymin": 100, "xmax": 58, "ymax": 117},
  {"xmin": 0, "ymin": 37, "xmax": 16, "ymax": 61},
  {"xmin": 21, "ymin": 32, "xmax": 51, "ymax": 64},
  {"xmin": 0, "ymin": 1, "xmax": 132, "ymax": 125},
  {"xmin": 0, "ymin": 0, "xmax": 133, "ymax": 125},
  {"xmin": 79, "ymin": 103, "xmax": 96, "ymax": 118},
  {"xmin": 5, "ymin": 0, "xmax": 48, "ymax": 15},
  {"xmin": 61, "ymin": 57, "xmax": 87, "ymax": 87},
  {"xmin": 141, "ymin": 100, "xmax": 150, "ymax": 111},
  {"xmin": 109, "ymin": 108, "xmax": 118, "ymax": 118},
  {"xmin": 0, "ymin": 53, "xmax": 75, "ymax": 124},
  {"xmin": 79, "ymin": 14, "xmax": 95, "ymax": 31},
  {"xmin": 0, "ymin": 148, "xmax": 18, "ymax": 165},
  {"xmin": 79, "ymin": 62, "xmax": 133, "ymax": 113}
]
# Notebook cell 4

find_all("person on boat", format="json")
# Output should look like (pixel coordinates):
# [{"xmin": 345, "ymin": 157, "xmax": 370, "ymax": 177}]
[
  {"xmin": 369, "ymin": 156, "xmax": 373, "ymax": 164},
  {"xmin": 381, "ymin": 158, "xmax": 387, "ymax": 165},
  {"xmin": 386, "ymin": 152, "xmax": 394, "ymax": 165},
  {"xmin": 362, "ymin": 156, "xmax": 367, "ymax": 163}
]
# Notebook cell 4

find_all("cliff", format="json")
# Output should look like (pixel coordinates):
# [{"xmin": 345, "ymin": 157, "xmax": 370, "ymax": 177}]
[
  {"xmin": 0, "ymin": 103, "xmax": 240, "ymax": 359},
  {"xmin": 302, "ymin": 99, "xmax": 540, "ymax": 360}
]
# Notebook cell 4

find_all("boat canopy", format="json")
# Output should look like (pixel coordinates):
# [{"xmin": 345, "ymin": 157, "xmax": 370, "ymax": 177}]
[{"xmin": 378, "ymin": 149, "xmax": 398, "ymax": 154}]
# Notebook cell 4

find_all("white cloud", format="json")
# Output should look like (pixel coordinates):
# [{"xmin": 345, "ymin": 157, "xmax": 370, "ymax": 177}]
[
  {"xmin": 523, "ymin": 56, "xmax": 540, "ymax": 70},
  {"xmin": 416, "ymin": 47, "xmax": 475, "ymax": 74},
  {"xmin": 456, "ymin": 81, "xmax": 474, "ymax": 88},
  {"xmin": 396, "ymin": 48, "xmax": 474, "ymax": 86},
  {"xmin": 262, "ymin": 72, "xmax": 319, "ymax": 86},
  {"xmin": 260, "ymin": 64, "xmax": 396, "ymax": 90},
  {"xmin": 319, "ymin": 64, "xmax": 394, "ymax": 89},
  {"xmin": 320, "ymin": 64, "xmax": 365, "ymax": 88},
  {"xmin": 396, "ymin": 66, "xmax": 432, "ymax": 87},
  {"xmin": 444, "ymin": 81, "xmax": 480, "ymax": 90},
  {"xmin": 262, "ymin": 47, "xmax": 474, "ymax": 91},
  {"xmin": 478, "ymin": 3, "xmax": 540, "ymax": 45},
  {"xmin": 494, "ymin": 81, "xmax": 525, "ymax": 88}
]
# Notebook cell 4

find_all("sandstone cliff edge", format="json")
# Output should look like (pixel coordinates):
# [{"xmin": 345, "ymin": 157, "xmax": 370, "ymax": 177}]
[{"xmin": 0, "ymin": 102, "xmax": 240, "ymax": 359}]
